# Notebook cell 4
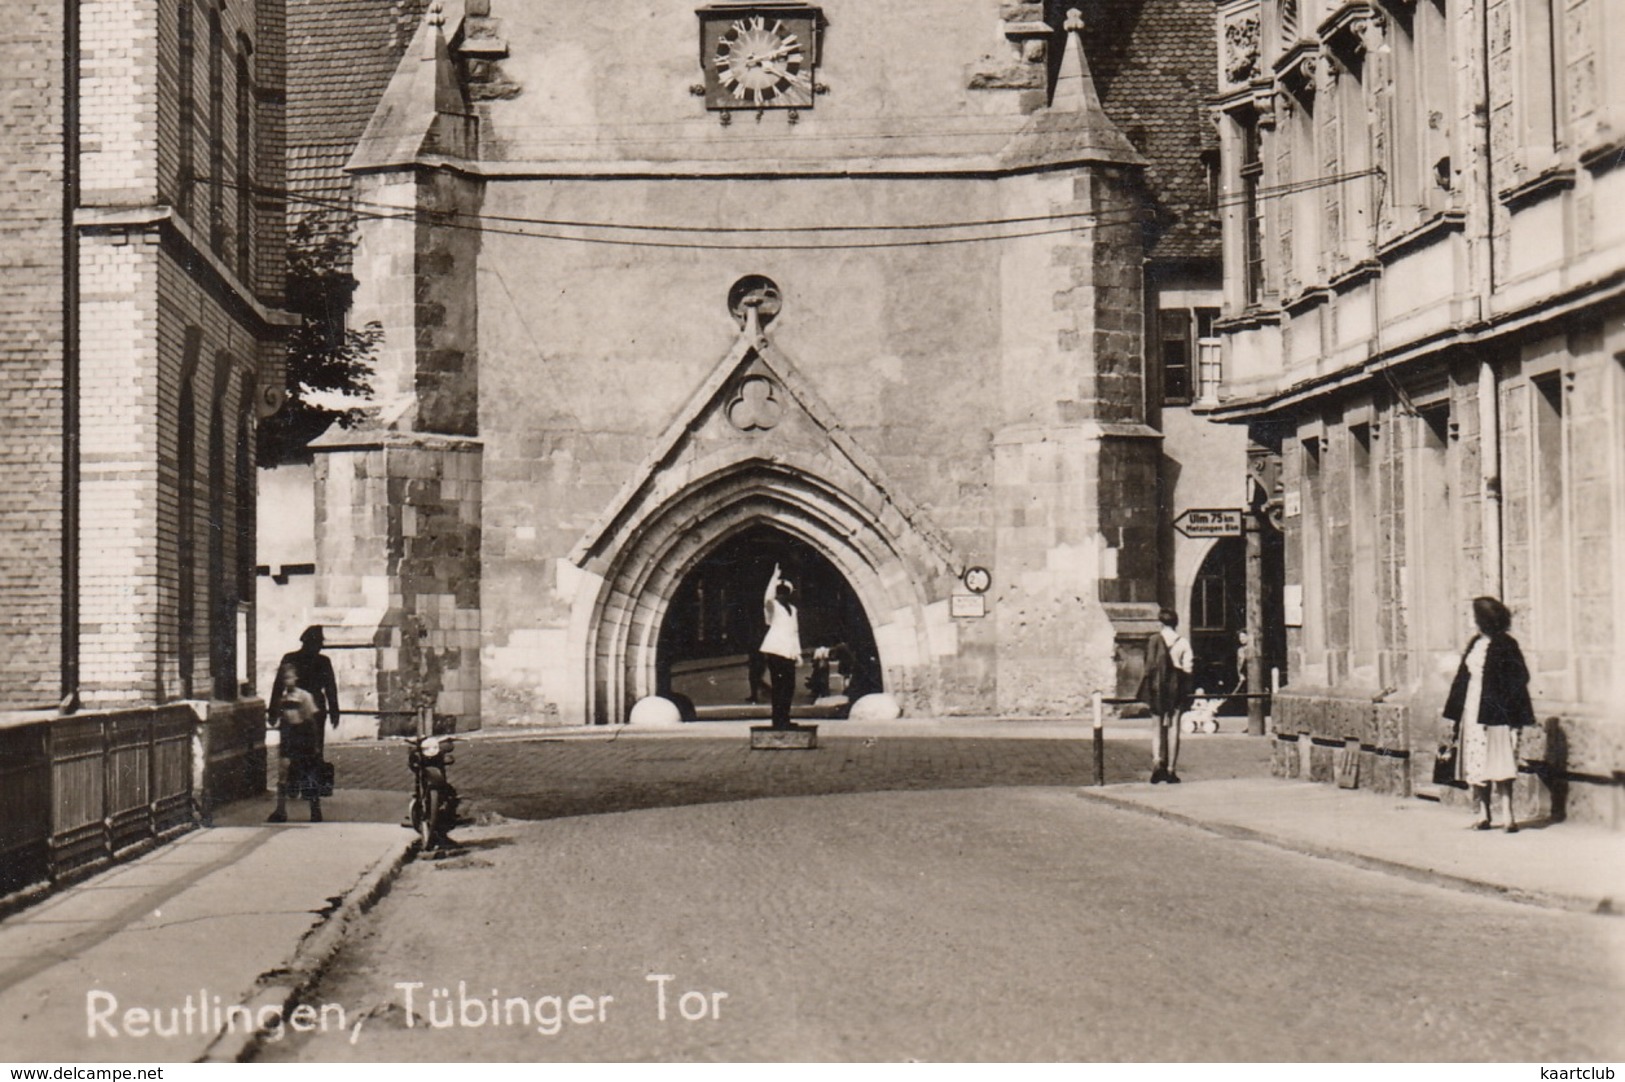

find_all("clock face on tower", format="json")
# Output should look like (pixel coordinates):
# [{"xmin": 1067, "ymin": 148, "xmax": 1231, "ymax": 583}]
[{"xmin": 698, "ymin": 5, "xmax": 819, "ymax": 110}]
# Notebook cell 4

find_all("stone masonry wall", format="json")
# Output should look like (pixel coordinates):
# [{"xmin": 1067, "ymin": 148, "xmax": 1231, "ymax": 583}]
[
  {"xmin": 474, "ymin": 175, "xmax": 1007, "ymax": 722},
  {"xmin": 314, "ymin": 440, "xmax": 482, "ymax": 732}
]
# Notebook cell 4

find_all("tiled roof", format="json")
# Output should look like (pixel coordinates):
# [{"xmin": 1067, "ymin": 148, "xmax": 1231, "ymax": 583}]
[
  {"xmin": 286, "ymin": 0, "xmax": 428, "ymax": 218},
  {"xmin": 1089, "ymin": 0, "xmax": 1224, "ymax": 263}
]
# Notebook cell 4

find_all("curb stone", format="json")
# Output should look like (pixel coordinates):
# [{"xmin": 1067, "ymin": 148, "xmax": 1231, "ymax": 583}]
[
  {"xmin": 198, "ymin": 834, "xmax": 417, "ymax": 1062},
  {"xmin": 1074, "ymin": 787, "xmax": 1618, "ymax": 917}
]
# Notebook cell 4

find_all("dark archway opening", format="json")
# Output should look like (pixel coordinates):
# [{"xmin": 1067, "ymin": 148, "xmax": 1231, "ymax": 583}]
[
  {"xmin": 1189, "ymin": 537, "xmax": 1246, "ymax": 709},
  {"xmin": 657, "ymin": 524, "xmax": 881, "ymax": 719}
]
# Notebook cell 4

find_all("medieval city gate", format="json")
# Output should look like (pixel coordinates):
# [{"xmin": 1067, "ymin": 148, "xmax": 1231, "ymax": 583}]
[{"xmin": 565, "ymin": 315, "xmax": 959, "ymax": 726}]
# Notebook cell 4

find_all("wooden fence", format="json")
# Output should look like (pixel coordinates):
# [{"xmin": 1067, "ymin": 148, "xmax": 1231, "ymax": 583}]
[{"xmin": 0, "ymin": 705, "xmax": 196, "ymax": 897}]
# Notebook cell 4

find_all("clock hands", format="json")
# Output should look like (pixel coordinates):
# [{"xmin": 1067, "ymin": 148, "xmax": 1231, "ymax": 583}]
[
  {"xmin": 756, "ymin": 42, "xmax": 801, "ymax": 63},
  {"xmin": 715, "ymin": 44, "xmax": 802, "ymax": 71},
  {"xmin": 759, "ymin": 60, "xmax": 808, "ymax": 85}
]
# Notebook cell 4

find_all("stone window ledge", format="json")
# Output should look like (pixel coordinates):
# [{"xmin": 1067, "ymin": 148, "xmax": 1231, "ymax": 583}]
[
  {"xmin": 1376, "ymin": 208, "xmax": 1466, "ymax": 262},
  {"xmin": 1498, "ymin": 162, "xmax": 1577, "ymax": 211},
  {"xmin": 1283, "ymin": 286, "xmax": 1332, "ymax": 316},
  {"xmin": 1328, "ymin": 258, "xmax": 1382, "ymax": 293},
  {"xmin": 1580, "ymin": 132, "xmax": 1625, "ymax": 176},
  {"xmin": 1214, "ymin": 307, "xmax": 1284, "ymax": 333}
]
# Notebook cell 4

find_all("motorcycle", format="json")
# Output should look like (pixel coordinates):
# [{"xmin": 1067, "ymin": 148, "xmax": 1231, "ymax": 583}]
[{"xmin": 406, "ymin": 732, "xmax": 460, "ymax": 850}]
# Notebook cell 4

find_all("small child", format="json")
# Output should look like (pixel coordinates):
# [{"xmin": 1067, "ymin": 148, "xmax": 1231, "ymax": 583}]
[{"xmin": 268, "ymin": 664, "xmax": 323, "ymax": 822}]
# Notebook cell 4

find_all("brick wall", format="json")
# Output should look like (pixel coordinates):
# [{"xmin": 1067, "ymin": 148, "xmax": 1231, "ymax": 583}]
[
  {"xmin": 74, "ymin": 0, "xmax": 285, "ymax": 709},
  {"xmin": 76, "ymin": 231, "xmax": 162, "ymax": 706},
  {"xmin": 0, "ymin": 1, "xmax": 68, "ymax": 708},
  {"xmin": 79, "ymin": 0, "xmax": 160, "ymax": 208}
]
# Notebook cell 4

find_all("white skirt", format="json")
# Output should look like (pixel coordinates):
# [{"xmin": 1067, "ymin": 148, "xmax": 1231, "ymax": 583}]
[{"xmin": 1462, "ymin": 719, "xmax": 1518, "ymax": 784}]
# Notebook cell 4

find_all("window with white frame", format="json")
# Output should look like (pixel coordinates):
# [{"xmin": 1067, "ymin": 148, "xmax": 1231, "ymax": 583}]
[{"xmin": 1156, "ymin": 307, "xmax": 1219, "ymax": 404}]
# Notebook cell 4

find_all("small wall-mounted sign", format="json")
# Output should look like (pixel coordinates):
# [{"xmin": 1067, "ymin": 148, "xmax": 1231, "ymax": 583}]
[
  {"xmin": 1173, "ymin": 508, "xmax": 1244, "ymax": 539},
  {"xmin": 1283, "ymin": 584, "xmax": 1303, "ymax": 627},
  {"xmin": 962, "ymin": 566, "xmax": 991, "ymax": 594},
  {"xmin": 1283, "ymin": 490, "xmax": 1301, "ymax": 518},
  {"xmin": 950, "ymin": 594, "xmax": 987, "ymax": 618}
]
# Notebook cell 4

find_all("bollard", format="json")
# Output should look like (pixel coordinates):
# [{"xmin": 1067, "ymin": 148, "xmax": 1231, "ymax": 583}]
[{"xmin": 1091, "ymin": 691, "xmax": 1105, "ymax": 786}]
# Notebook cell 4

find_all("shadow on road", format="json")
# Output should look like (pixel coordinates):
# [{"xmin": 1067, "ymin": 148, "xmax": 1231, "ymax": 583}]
[{"xmin": 325, "ymin": 735, "xmax": 1271, "ymax": 823}]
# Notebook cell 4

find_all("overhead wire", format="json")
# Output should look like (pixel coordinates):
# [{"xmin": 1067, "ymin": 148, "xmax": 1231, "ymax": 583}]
[{"xmin": 215, "ymin": 165, "xmax": 1382, "ymax": 252}]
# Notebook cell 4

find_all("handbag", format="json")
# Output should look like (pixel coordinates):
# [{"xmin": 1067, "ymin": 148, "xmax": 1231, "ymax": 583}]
[
  {"xmin": 1432, "ymin": 716, "xmax": 1464, "ymax": 788},
  {"xmin": 1431, "ymin": 744, "xmax": 1460, "ymax": 787}
]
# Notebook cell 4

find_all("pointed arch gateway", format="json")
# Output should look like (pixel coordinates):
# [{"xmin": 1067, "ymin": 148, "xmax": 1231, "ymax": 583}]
[{"xmin": 566, "ymin": 312, "xmax": 959, "ymax": 725}]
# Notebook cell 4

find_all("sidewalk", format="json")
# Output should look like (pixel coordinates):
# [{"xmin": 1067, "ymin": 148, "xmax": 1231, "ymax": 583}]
[
  {"xmin": 1, "ymin": 726, "xmax": 1618, "ymax": 1063},
  {"xmin": 0, "ymin": 792, "xmax": 411, "ymax": 1063},
  {"xmin": 1077, "ymin": 776, "xmax": 1625, "ymax": 914}
]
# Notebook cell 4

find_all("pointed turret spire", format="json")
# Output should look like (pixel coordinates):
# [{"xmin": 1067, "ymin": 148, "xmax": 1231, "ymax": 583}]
[
  {"xmin": 1051, "ymin": 8, "xmax": 1105, "ymax": 114},
  {"xmin": 348, "ymin": 0, "xmax": 474, "ymax": 168},
  {"xmin": 998, "ymin": 4, "xmax": 1143, "ymax": 168}
]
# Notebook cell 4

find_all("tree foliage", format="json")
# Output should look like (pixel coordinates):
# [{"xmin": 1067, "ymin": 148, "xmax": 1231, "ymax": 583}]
[{"xmin": 257, "ymin": 212, "xmax": 382, "ymax": 465}]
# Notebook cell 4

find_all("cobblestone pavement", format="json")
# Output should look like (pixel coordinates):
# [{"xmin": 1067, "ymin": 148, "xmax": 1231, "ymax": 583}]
[
  {"xmin": 325, "ymin": 731, "xmax": 1270, "ymax": 821},
  {"xmin": 261, "ymin": 787, "xmax": 1625, "ymax": 1062}
]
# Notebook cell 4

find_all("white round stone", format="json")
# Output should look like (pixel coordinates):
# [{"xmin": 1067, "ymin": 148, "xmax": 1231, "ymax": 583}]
[
  {"xmin": 847, "ymin": 693, "xmax": 902, "ymax": 721},
  {"xmin": 628, "ymin": 696, "xmax": 683, "ymax": 727}
]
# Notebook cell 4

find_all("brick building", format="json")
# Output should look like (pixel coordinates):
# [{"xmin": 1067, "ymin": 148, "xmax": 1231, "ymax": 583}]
[
  {"xmin": 291, "ymin": 0, "xmax": 1245, "ymax": 730},
  {"xmin": 0, "ymin": 0, "xmax": 291, "ymax": 751},
  {"xmin": 1208, "ymin": 0, "xmax": 1625, "ymax": 823}
]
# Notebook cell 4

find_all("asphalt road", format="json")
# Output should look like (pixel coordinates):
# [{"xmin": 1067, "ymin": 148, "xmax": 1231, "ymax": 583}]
[
  {"xmin": 259, "ymin": 786, "xmax": 1625, "ymax": 1062},
  {"xmin": 322, "ymin": 731, "xmax": 1269, "ymax": 821}
]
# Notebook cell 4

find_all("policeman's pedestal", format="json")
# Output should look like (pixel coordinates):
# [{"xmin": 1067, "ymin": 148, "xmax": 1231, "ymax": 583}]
[{"xmin": 750, "ymin": 724, "xmax": 818, "ymax": 750}]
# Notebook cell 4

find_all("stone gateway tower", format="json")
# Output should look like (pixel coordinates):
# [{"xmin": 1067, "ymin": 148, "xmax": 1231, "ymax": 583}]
[{"xmin": 316, "ymin": 0, "xmax": 1213, "ymax": 728}]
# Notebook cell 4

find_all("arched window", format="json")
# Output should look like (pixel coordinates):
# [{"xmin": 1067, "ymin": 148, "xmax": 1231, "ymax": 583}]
[
  {"xmin": 209, "ymin": 393, "xmax": 234, "ymax": 698},
  {"xmin": 178, "ymin": 382, "xmax": 197, "ymax": 698},
  {"xmin": 235, "ymin": 39, "xmax": 254, "ymax": 281},
  {"xmin": 178, "ymin": 1, "xmax": 195, "ymax": 218},
  {"xmin": 208, "ymin": 4, "xmax": 225, "ymax": 253},
  {"xmin": 235, "ymin": 389, "xmax": 257, "ymax": 693}
]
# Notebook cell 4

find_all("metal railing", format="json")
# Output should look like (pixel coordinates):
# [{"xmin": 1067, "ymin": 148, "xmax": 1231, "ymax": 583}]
[
  {"xmin": 1088, "ymin": 683, "xmax": 1276, "ymax": 785},
  {"xmin": 0, "ymin": 705, "xmax": 195, "ymax": 899}
]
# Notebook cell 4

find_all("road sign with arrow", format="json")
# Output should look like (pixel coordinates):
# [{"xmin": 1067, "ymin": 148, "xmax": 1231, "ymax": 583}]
[{"xmin": 1172, "ymin": 508, "xmax": 1244, "ymax": 538}]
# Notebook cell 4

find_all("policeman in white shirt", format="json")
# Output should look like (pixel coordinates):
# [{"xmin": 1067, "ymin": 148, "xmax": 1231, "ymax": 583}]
[{"xmin": 760, "ymin": 564, "xmax": 802, "ymax": 729}]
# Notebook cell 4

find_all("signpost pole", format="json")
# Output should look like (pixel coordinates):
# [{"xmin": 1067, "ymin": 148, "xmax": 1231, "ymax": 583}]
[
  {"xmin": 1246, "ymin": 513, "xmax": 1266, "ymax": 736},
  {"xmin": 1091, "ymin": 691, "xmax": 1105, "ymax": 786}
]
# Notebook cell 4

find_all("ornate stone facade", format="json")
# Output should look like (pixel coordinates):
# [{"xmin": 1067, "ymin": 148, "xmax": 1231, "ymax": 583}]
[{"xmin": 1208, "ymin": 0, "xmax": 1625, "ymax": 825}]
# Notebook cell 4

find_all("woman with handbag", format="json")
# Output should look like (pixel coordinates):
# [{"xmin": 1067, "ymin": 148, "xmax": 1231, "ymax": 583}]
[{"xmin": 1441, "ymin": 596, "xmax": 1535, "ymax": 833}]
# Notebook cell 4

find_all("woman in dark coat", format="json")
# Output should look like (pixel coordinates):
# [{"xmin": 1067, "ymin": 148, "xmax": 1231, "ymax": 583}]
[{"xmin": 1442, "ymin": 596, "xmax": 1535, "ymax": 832}]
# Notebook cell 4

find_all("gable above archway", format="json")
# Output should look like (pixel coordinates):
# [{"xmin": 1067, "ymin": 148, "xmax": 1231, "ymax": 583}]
[{"xmin": 569, "ymin": 311, "xmax": 958, "ymax": 586}]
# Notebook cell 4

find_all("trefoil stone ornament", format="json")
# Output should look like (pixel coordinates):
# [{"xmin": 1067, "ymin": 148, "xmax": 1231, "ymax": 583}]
[{"xmin": 727, "ymin": 375, "xmax": 784, "ymax": 432}]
